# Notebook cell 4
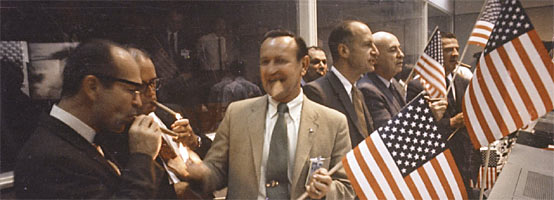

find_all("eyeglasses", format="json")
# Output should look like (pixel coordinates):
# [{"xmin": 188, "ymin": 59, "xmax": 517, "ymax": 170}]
[
  {"xmin": 143, "ymin": 78, "xmax": 161, "ymax": 92},
  {"xmin": 94, "ymin": 74, "xmax": 144, "ymax": 97}
]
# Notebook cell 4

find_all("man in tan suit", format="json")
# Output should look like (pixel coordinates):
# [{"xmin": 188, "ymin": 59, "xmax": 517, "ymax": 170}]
[{"xmin": 183, "ymin": 30, "xmax": 354, "ymax": 199}]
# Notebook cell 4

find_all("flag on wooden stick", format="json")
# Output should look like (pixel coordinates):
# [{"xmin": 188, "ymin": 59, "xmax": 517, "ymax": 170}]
[
  {"xmin": 414, "ymin": 30, "xmax": 447, "ymax": 99},
  {"xmin": 462, "ymin": 0, "xmax": 554, "ymax": 149},
  {"xmin": 343, "ymin": 95, "xmax": 467, "ymax": 199}
]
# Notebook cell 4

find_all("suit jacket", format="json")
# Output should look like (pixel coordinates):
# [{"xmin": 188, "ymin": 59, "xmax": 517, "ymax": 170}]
[
  {"xmin": 303, "ymin": 71, "xmax": 374, "ymax": 146},
  {"xmin": 406, "ymin": 76, "xmax": 481, "ymax": 192},
  {"xmin": 357, "ymin": 72, "xmax": 406, "ymax": 129},
  {"xmin": 15, "ymin": 114, "xmax": 164, "ymax": 199},
  {"xmin": 196, "ymin": 95, "xmax": 354, "ymax": 199}
]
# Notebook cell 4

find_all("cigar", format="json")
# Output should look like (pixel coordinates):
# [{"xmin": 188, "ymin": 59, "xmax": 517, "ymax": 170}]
[
  {"xmin": 153, "ymin": 100, "xmax": 183, "ymax": 120},
  {"xmin": 160, "ymin": 126, "xmax": 183, "ymax": 137}
]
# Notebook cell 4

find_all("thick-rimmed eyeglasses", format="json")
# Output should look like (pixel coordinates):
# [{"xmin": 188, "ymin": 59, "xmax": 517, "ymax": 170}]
[
  {"xmin": 94, "ymin": 74, "xmax": 143, "ymax": 97},
  {"xmin": 143, "ymin": 78, "xmax": 161, "ymax": 92}
]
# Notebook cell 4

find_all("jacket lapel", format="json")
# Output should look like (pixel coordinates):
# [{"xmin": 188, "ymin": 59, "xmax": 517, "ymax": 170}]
[
  {"xmin": 327, "ymin": 72, "xmax": 366, "ymax": 137},
  {"xmin": 368, "ymin": 73, "xmax": 402, "ymax": 114},
  {"xmin": 247, "ymin": 96, "xmax": 268, "ymax": 184},
  {"xmin": 291, "ymin": 96, "xmax": 319, "ymax": 190},
  {"xmin": 44, "ymin": 114, "xmax": 121, "ymax": 176}
]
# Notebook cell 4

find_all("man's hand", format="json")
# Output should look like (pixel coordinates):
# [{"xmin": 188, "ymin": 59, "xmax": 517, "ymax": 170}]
[
  {"xmin": 184, "ymin": 150, "xmax": 209, "ymax": 181},
  {"xmin": 305, "ymin": 168, "xmax": 332, "ymax": 199},
  {"xmin": 171, "ymin": 119, "xmax": 200, "ymax": 149},
  {"xmin": 450, "ymin": 113, "xmax": 465, "ymax": 128},
  {"xmin": 128, "ymin": 115, "xmax": 162, "ymax": 159},
  {"xmin": 426, "ymin": 96, "xmax": 448, "ymax": 121}
]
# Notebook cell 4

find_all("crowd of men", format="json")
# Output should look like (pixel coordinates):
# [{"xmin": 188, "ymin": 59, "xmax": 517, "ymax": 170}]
[{"xmin": 14, "ymin": 19, "xmax": 481, "ymax": 199}]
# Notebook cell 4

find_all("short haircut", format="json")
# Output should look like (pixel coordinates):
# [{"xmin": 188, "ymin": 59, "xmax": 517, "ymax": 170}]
[
  {"xmin": 261, "ymin": 29, "xmax": 307, "ymax": 61},
  {"xmin": 61, "ymin": 39, "xmax": 122, "ymax": 97},
  {"xmin": 328, "ymin": 20, "xmax": 364, "ymax": 61},
  {"xmin": 441, "ymin": 32, "xmax": 457, "ymax": 39}
]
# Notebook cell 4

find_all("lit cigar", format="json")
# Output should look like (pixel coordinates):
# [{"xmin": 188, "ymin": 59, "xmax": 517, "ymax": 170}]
[{"xmin": 153, "ymin": 100, "xmax": 183, "ymax": 120}]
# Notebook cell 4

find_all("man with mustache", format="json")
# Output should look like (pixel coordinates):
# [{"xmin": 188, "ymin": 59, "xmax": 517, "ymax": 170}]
[
  {"xmin": 180, "ymin": 29, "xmax": 355, "ymax": 199},
  {"xmin": 304, "ymin": 20, "xmax": 380, "ymax": 146},
  {"xmin": 15, "ymin": 40, "xmax": 164, "ymax": 198}
]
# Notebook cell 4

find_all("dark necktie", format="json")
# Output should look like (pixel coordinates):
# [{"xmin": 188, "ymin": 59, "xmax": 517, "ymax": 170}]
[
  {"xmin": 265, "ymin": 103, "xmax": 290, "ymax": 199},
  {"xmin": 168, "ymin": 32, "xmax": 176, "ymax": 59},
  {"xmin": 352, "ymin": 86, "xmax": 369, "ymax": 137},
  {"xmin": 389, "ymin": 84, "xmax": 405, "ymax": 107}
]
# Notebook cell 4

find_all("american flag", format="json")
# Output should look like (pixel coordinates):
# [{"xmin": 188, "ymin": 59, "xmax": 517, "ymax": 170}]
[
  {"xmin": 414, "ymin": 30, "xmax": 447, "ymax": 99},
  {"xmin": 468, "ymin": 0, "xmax": 502, "ymax": 47},
  {"xmin": 470, "ymin": 149, "xmax": 499, "ymax": 190},
  {"xmin": 343, "ymin": 95, "xmax": 467, "ymax": 199},
  {"xmin": 462, "ymin": 0, "xmax": 554, "ymax": 149}
]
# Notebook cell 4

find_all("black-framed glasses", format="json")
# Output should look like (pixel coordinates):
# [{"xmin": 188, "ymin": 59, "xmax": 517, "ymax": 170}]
[
  {"xmin": 143, "ymin": 78, "xmax": 161, "ymax": 92},
  {"xmin": 93, "ymin": 74, "xmax": 144, "ymax": 97}
]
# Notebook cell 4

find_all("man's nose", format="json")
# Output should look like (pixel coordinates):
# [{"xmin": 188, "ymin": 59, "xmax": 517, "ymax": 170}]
[
  {"xmin": 371, "ymin": 44, "xmax": 380, "ymax": 57},
  {"xmin": 132, "ymin": 92, "xmax": 143, "ymax": 107}
]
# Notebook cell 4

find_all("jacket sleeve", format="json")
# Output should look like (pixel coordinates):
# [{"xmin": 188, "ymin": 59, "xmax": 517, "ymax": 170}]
[{"xmin": 326, "ymin": 113, "xmax": 356, "ymax": 199}]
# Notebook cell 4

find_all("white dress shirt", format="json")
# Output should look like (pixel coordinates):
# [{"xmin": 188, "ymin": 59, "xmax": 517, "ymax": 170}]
[
  {"xmin": 50, "ymin": 104, "xmax": 96, "ymax": 144},
  {"xmin": 331, "ymin": 67, "xmax": 354, "ymax": 102},
  {"xmin": 258, "ymin": 90, "xmax": 304, "ymax": 199}
]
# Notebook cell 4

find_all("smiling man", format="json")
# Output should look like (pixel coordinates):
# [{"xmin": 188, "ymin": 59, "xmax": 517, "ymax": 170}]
[
  {"xmin": 304, "ymin": 20, "xmax": 380, "ymax": 146},
  {"xmin": 182, "ymin": 29, "xmax": 354, "ymax": 199}
]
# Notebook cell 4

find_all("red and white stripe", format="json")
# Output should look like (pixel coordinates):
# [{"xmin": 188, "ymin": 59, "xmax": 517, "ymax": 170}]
[
  {"xmin": 471, "ymin": 166, "xmax": 498, "ymax": 189},
  {"xmin": 468, "ymin": 21, "xmax": 495, "ymax": 47},
  {"xmin": 463, "ymin": 30, "xmax": 554, "ymax": 149},
  {"xmin": 342, "ymin": 132, "xmax": 467, "ymax": 200},
  {"xmin": 415, "ymin": 53, "xmax": 447, "ymax": 99}
]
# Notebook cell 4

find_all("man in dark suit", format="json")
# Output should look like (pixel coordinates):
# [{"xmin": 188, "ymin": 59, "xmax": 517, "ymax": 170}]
[
  {"xmin": 357, "ymin": 32, "xmax": 407, "ymax": 129},
  {"xmin": 182, "ymin": 30, "xmax": 355, "ymax": 199},
  {"xmin": 15, "ymin": 40, "xmax": 164, "ymax": 198},
  {"xmin": 304, "ymin": 20, "xmax": 380, "ymax": 146},
  {"xmin": 406, "ymin": 32, "xmax": 480, "ymax": 197}
]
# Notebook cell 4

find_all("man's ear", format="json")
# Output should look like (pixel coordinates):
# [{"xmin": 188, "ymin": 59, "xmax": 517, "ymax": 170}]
[
  {"xmin": 300, "ymin": 55, "xmax": 309, "ymax": 76},
  {"xmin": 81, "ymin": 75, "xmax": 100, "ymax": 101},
  {"xmin": 338, "ymin": 43, "xmax": 350, "ymax": 59}
]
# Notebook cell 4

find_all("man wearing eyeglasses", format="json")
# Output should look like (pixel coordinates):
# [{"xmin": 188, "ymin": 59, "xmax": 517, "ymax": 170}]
[
  {"xmin": 15, "ymin": 40, "xmax": 165, "ymax": 198},
  {"xmin": 302, "ymin": 46, "xmax": 328, "ymax": 85}
]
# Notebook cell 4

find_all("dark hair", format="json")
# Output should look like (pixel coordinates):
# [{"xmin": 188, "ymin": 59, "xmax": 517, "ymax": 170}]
[
  {"xmin": 261, "ymin": 29, "xmax": 307, "ymax": 61},
  {"xmin": 61, "ymin": 39, "xmax": 123, "ymax": 97},
  {"xmin": 441, "ymin": 32, "xmax": 457, "ymax": 39},
  {"xmin": 328, "ymin": 20, "xmax": 363, "ymax": 61}
]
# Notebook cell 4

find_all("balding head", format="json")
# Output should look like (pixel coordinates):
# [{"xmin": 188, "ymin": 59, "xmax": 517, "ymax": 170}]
[{"xmin": 372, "ymin": 31, "xmax": 404, "ymax": 80}]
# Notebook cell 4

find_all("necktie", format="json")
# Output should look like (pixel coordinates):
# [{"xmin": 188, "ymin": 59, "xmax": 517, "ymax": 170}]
[
  {"xmin": 389, "ymin": 84, "xmax": 405, "ymax": 107},
  {"xmin": 352, "ymin": 86, "xmax": 369, "ymax": 137},
  {"xmin": 168, "ymin": 32, "xmax": 176, "ymax": 59},
  {"xmin": 265, "ymin": 103, "xmax": 290, "ymax": 199},
  {"xmin": 93, "ymin": 144, "xmax": 121, "ymax": 176}
]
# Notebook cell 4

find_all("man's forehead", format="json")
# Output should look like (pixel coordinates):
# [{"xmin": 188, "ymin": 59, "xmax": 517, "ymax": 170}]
[
  {"xmin": 261, "ymin": 36, "xmax": 296, "ymax": 54},
  {"xmin": 442, "ymin": 38, "xmax": 459, "ymax": 48}
]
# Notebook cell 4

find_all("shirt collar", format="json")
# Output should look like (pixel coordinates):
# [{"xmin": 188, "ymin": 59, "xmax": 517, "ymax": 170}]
[
  {"xmin": 376, "ymin": 74, "xmax": 392, "ymax": 88},
  {"xmin": 331, "ymin": 67, "xmax": 354, "ymax": 100},
  {"xmin": 50, "ymin": 104, "xmax": 96, "ymax": 144},
  {"xmin": 268, "ymin": 89, "xmax": 304, "ymax": 123}
]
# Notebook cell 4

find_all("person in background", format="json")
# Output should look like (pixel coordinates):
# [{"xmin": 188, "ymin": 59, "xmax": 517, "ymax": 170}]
[{"xmin": 302, "ymin": 46, "xmax": 328, "ymax": 85}]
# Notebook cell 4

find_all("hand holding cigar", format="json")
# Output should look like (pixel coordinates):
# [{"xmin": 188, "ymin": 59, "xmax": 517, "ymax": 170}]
[{"xmin": 152, "ymin": 101, "xmax": 200, "ymax": 149}]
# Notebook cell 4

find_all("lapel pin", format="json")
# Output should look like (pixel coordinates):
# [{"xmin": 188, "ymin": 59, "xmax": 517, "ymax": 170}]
[{"xmin": 309, "ymin": 128, "xmax": 314, "ymax": 133}]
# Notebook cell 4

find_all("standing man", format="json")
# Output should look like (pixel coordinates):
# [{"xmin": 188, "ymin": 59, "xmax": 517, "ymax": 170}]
[
  {"xmin": 304, "ymin": 20, "xmax": 379, "ymax": 146},
  {"xmin": 15, "ymin": 40, "xmax": 164, "ymax": 198},
  {"xmin": 302, "ymin": 46, "xmax": 328, "ymax": 85},
  {"xmin": 357, "ymin": 31, "xmax": 406, "ymax": 129},
  {"xmin": 406, "ymin": 32, "xmax": 479, "ymax": 197},
  {"xmin": 184, "ymin": 30, "xmax": 354, "ymax": 199}
]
